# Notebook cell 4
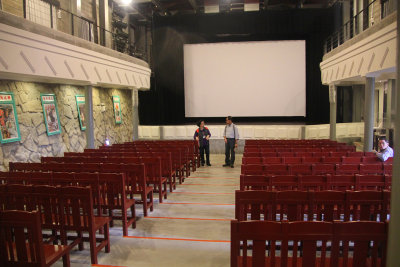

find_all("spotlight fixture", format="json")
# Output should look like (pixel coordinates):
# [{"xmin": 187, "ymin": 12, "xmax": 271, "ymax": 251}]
[{"xmin": 121, "ymin": 0, "xmax": 132, "ymax": 5}]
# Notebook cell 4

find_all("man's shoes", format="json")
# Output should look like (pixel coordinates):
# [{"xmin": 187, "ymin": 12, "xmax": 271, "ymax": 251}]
[
  {"xmin": 231, "ymin": 165, "xmax": 234, "ymax": 168},
  {"xmin": 206, "ymin": 163, "xmax": 211, "ymax": 166},
  {"xmin": 223, "ymin": 164, "xmax": 230, "ymax": 167},
  {"xmin": 201, "ymin": 162, "xmax": 205, "ymax": 166}
]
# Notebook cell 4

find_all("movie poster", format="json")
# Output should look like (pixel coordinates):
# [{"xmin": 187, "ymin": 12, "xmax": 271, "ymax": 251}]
[
  {"xmin": 0, "ymin": 92, "xmax": 21, "ymax": 144},
  {"xmin": 40, "ymin": 94, "xmax": 61, "ymax": 136},
  {"xmin": 112, "ymin": 95, "xmax": 122, "ymax": 124},
  {"xmin": 75, "ymin": 95, "xmax": 86, "ymax": 130}
]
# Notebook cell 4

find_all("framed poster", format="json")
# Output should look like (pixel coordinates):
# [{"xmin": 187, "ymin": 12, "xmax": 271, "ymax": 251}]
[
  {"xmin": 112, "ymin": 95, "xmax": 122, "ymax": 124},
  {"xmin": 40, "ymin": 93, "xmax": 61, "ymax": 136},
  {"xmin": 0, "ymin": 92, "xmax": 21, "ymax": 144},
  {"xmin": 75, "ymin": 95, "xmax": 86, "ymax": 131}
]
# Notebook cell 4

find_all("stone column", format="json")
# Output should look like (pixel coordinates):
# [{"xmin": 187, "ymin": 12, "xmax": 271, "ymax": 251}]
[
  {"xmin": 85, "ymin": 85, "xmax": 95, "ymax": 149},
  {"xmin": 387, "ymin": 2, "xmax": 400, "ymax": 265},
  {"xmin": 329, "ymin": 84, "xmax": 337, "ymax": 141},
  {"xmin": 363, "ymin": 77, "xmax": 375, "ymax": 152},
  {"xmin": 132, "ymin": 89, "xmax": 139, "ymax": 140}
]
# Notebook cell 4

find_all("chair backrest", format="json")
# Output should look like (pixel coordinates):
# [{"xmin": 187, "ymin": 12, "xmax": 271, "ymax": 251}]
[
  {"xmin": 235, "ymin": 190, "xmax": 275, "ymax": 221},
  {"xmin": 270, "ymin": 175, "xmax": 298, "ymax": 191},
  {"xmin": 0, "ymin": 210, "xmax": 45, "ymax": 266},
  {"xmin": 359, "ymin": 163, "xmax": 384, "ymax": 175},
  {"xmin": 328, "ymin": 174, "xmax": 356, "ymax": 191},
  {"xmin": 239, "ymin": 175, "xmax": 270, "ymax": 191},
  {"xmin": 275, "ymin": 190, "xmax": 309, "ymax": 221},
  {"xmin": 355, "ymin": 174, "xmax": 388, "ymax": 191},
  {"xmin": 299, "ymin": 175, "xmax": 327, "ymax": 191},
  {"xmin": 311, "ymin": 190, "xmax": 346, "ymax": 221},
  {"xmin": 312, "ymin": 163, "xmax": 335, "ymax": 175},
  {"xmin": 345, "ymin": 190, "xmax": 385, "ymax": 221},
  {"xmin": 289, "ymin": 164, "xmax": 313, "ymax": 175},
  {"xmin": 264, "ymin": 164, "xmax": 288, "ymax": 175},
  {"xmin": 335, "ymin": 164, "xmax": 360, "ymax": 175},
  {"xmin": 331, "ymin": 221, "xmax": 387, "ymax": 267},
  {"xmin": 241, "ymin": 164, "xmax": 263, "ymax": 175}
]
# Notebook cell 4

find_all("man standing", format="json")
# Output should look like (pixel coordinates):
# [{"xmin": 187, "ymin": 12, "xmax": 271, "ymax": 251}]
[
  {"xmin": 374, "ymin": 138, "xmax": 394, "ymax": 162},
  {"xmin": 223, "ymin": 116, "xmax": 239, "ymax": 168},
  {"xmin": 194, "ymin": 120, "xmax": 211, "ymax": 166}
]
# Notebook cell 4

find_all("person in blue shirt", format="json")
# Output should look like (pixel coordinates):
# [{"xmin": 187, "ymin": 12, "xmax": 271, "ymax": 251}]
[
  {"xmin": 374, "ymin": 138, "xmax": 394, "ymax": 162},
  {"xmin": 194, "ymin": 120, "xmax": 211, "ymax": 166}
]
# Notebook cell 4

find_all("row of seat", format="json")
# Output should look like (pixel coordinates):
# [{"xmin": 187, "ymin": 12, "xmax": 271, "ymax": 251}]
[
  {"xmin": 241, "ymin": 162, "xmax": 392, "ymax": 176},
  {"xmin": 235, "ymin": 189, "xmax": 390, "ymax": 222},
  {"xmin": 245, "ymin": 139, "xmax": 341, "ymax": 145},
  {"xmin": 0, "ymin": 210, "xmax": 71, "ymax": 267},
  {"xmin": 231, "ymin": 220, "xmax": 387, "ymax": 267},
  {"xmin": 240, "ymin": 174, "xmax": 391, "ymax": 191},
  {"xmin": 9, "ymin": 162, "xmax": 154, "ymax": 216},
  {"xmin": 244, "ymin": 151, "xmax": 375, "ymax": 158},
  {"xmin": 242, "ymin": 155, "xmax": 388, "ymax": 165},
  {"xmin": 0, "ymin": 171, "xmax": 136, "ymax": 236},
  {"xmin": 0, "ymin": 184, "xmax": 110, "ymax": 265}
]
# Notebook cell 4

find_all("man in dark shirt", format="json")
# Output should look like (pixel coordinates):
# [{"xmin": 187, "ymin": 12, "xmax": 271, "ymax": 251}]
[{"xmin": 194, "ymin": 120, "xmax": 211, "ymax": 166}]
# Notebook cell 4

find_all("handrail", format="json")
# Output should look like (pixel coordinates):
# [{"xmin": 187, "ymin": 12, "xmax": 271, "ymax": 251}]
[
  {"xmin": 324, "ymin": 0, "xmax": 396, "ymax": 54},
  {"xmin": 0, "ymin": 1, "xmax": 148, "ymax": 62}
]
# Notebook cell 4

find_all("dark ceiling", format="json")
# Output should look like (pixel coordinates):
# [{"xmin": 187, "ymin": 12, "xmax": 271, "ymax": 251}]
[{"xmin": 118, "ymin": 0, "xmax": 338, "ymax": 21}]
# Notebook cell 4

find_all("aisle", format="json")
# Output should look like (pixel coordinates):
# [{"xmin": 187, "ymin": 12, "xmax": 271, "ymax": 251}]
[{"xmin": 58, "ymin": 154, "xmax": 241, "ymax": 267}]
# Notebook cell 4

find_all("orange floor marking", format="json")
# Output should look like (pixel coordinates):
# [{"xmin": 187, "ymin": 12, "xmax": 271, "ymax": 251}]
[
  {"xmin": 160, "ymin": 202, "xmax": 234, "ymax": 206},
  {"xmin": 170, "ymin": 192, "xmax": 234, "ymax": 195},
  {"xmin": 145, "ymin": 216, "xmax": 231, "ymax": 221},
  {"xmin": 92, "ymin": 265, "xmax": 128, "ymax": 267},
  {"xmin": 124, "ymin": 235, "xmax": 230, "ymax": 243},
  {"xmin": 180, "ymin": 183, "xmax": 239, "ymax": 186},
  {"xmin": 188, "ymin": 177, "xmax": 237, "ymax": 179}
]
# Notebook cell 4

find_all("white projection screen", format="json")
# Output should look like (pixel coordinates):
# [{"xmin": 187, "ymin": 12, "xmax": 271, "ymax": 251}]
[{"xmin": 184, "ymin": 40, "xmax": 306, "ymax": 117}]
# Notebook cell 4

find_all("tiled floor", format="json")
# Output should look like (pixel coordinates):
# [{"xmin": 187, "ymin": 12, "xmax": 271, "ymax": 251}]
[{"xmin": 55, "ymin": 154, "xmax": 241, "ymax": 267}]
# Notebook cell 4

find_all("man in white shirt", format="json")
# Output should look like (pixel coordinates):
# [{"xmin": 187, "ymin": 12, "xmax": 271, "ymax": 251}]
[
  {"xmin": 374, "ymin": 138, "xmax": 394, "ymax": 162},
  {"xmin": 223, "ymin": 116, "xmax": 239, "ymax": 168}
]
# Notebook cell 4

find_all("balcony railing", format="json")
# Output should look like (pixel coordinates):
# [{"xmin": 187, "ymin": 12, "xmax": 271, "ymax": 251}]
[
  {"xmin": 0, "ymin": 0, "xmax": 148, "ymax": 62},
  {"xmin": 324, "ymin": 0, "xmax": 396, "ymax": 54}
]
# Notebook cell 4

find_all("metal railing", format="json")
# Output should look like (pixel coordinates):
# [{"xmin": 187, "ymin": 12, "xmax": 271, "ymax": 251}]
[
  {"xmin": 324, "ymin": 0, "xmax": 396, "ymax": 54},
  {"xmin": 0, "ymin": 0, "xmax": 148, "ymax": 61}
]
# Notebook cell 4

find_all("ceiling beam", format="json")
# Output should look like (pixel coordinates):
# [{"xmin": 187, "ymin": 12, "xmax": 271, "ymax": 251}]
[{"xmin": 187, "ymin": 0, "xmax": 199, "ymax": 12}]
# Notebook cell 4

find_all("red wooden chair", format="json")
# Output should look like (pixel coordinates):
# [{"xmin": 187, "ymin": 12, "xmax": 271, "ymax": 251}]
[
  {"xmin": 241, "ymin": 164, "xmax": 264, "ymax": 175},
  {"xmin": 346, "ymin": 151, "xmax": 364, "ymax": 157},
  {"xmin": 275, "ymin": 190, "xmax": 309, "ymax": 221},
  {"xmin": 277, "ymin": 152, "xmax": 295, "ymax": 157},
  {"xmin": 355, "ymin": 174, "xmax": 388, "ymax": 190},
  {"xmin": 313, "ymin": 152, "xmax": 331, "ymax": 157},
  {"xmin": 231, "ymin": 220, "xmax": 333, "ymax": 267},
  {"xmin": 383, "ymin": 190, "xmax": 390, "ymax": 221},
  {"xmin": 264, "ymin": 164, "xmax": 289, "ymax": 175},
  {"xmin": 383, "ymin": 163, "xmax": 392, "ymax": 175},
  {"xmin": 283, "ymin": 157, "xmax": 302, "ymax": 164},
  {"xmin": 345, "ymin": 190, "xmax": 384, "ymax": 221},
  {"xmin": 302, "ymin": 156, "xmax": 321, "ymax": 164},
  {"xmin": 270, "ymin": 175, "xmax": 298, "ymax": 191},
  {"xmin": 289, "ymin": 164, "xmax": 313, "ymax": 175},
  {"xmin": 331, "ymin": 221, "xmax": 387, "ymax": 267},
  {"xmin": 235, "ymin": 190, "xmax": 275, "ymax": 221},
  {"xmin": 141, "ymin": 157, "xmax": 167, "ymax": 203},
  {"xmin": 342, "ymin": 156, "xmax": 362, "ymax": 164},
  {"xmin": 239, "ymin": 175, "xmax": 270, "ymax": 191},
  {"xmin": 335, "ymin": 164, "xmax": 360, "ymax": 175},
  {"xmin": 328, "ymin": 174, "xmax": 356, "ymax": 191},
  {"xmin": 330, "ymin": 151, "xmax": 347, "ymax": 157},
  {"xmin": 59, "ymin": 186, "xmax": 111, "ymax": 264},
  {"xmin": 299, "ymin": 175, "xmax": 328, "ymax": 191},
  {"xmin": 98, "ymin": 173, "xmax": 136, "ymax": 236},
  {"xmin": 311, "ymin": 190, "xmax": 346, "ymax": 221},
  {"xmin": 262, "ymin": 157, "xmax": 282, "ymax": 164},
  {"xmin": 102, "ymin": 163, "xmax": 153, "ymax": 216},
  {"xmin": 295, "ymin": 152, "xmax": 313, "ymax": 157},
  {"xmin": 4, "ymin": 171, "xmax": 30, "ymax": 184},
  {"xmin": 242, "ymin": 157, "xmax": 262, "ymax": 165},
  {"xmin": 0, "ymin": 210, "xmax": 71, "ymax": 267},
  {"xmin": 312, "ymin": 163, "xmax": 335, "ymax": 175},
  {"xmin": 260, "ymin": 152, "xmax": 277, "ymax": 157},
  {"xmin": 29, "ymin": 172, "xmax": 53, "ymax": 185},
  {"xmin": 322, "ymin": 156, "xmax": 342, "ymax": 164},
  {"xmin": 359, "ymin": 163, "xmax": 384, "ymax": 175},
  {"xmin": 362, "ymin": 156, "xmax": 382, "ymax": 164}
]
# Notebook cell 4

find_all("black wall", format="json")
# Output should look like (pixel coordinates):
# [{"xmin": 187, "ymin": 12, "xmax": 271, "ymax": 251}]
[{"xmin": 139, "ymin": 8, "xmax": 338, "ymax": 125}]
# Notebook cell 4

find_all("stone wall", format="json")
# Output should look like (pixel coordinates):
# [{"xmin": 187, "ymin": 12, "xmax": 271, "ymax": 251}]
[
  {"xmin": 0, "ymin": 80, "xmax": 133, "ymax": 170},
  {"xmin": 2, "ymin": 0, "xmax": 24, "ymax": 18}
]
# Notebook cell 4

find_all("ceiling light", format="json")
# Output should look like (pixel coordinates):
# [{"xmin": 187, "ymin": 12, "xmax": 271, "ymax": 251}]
[{"xmin": 121, "ymin": 0, "xmax": 132, "ymax": 5}]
